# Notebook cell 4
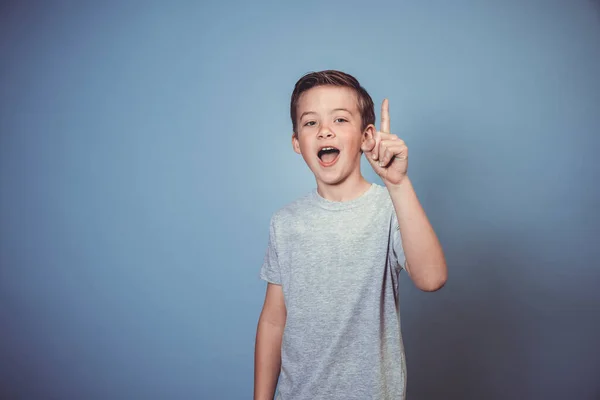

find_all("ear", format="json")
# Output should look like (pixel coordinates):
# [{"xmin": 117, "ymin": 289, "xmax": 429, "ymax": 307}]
[
  {"xmin": 361, "ymin": 124, "xmax": 376, "ymax": 151},
  {"xmin": 292, "ymin": 132, "xmax": 302, "ymax": 154}
]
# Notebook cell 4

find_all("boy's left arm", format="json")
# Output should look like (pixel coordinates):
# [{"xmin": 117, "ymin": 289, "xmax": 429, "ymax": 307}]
[
  {"xmin": 387, "ymin": 177, "xmax": 447, "ymax": 291},
  {"xmin": 363, "ymin": 98, "xmax": 447, "ymax": 292}
]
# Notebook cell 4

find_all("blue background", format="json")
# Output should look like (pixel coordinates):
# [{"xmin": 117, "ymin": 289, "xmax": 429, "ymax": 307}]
[{"xmin": 1, "ymin": 1, "xmax": 599, "ymax": 399}]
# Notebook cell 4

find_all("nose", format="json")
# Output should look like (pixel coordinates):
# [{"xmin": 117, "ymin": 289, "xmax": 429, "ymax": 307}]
[{"xmin": 317, "ymin": 126, "xmax": 335, "ymax": 139}]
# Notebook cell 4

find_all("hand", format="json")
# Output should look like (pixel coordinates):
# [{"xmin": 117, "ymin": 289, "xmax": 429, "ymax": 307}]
[{"xmin": 361, "ymin": 99, "xmax": 408, "ymax": 186}]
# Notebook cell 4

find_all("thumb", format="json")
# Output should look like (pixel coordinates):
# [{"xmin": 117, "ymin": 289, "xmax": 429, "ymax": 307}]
[{"xmin": 364, "ymin": 144, "xmax": 385, "ymax": 173}]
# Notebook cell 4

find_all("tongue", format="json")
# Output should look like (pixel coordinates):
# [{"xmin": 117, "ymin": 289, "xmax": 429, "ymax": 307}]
[{"xmin": 321, "ymin": 152, "xmax": 338, "ymax": 164}]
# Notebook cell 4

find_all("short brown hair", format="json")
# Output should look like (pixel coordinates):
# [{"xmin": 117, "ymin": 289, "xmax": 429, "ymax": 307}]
[{"xmin": 290, "ymin": 70, "xmax": 375, "ymax": 135}]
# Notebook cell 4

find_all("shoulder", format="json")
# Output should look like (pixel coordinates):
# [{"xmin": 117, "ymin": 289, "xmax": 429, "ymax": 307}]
[
  {"xmin": 371, "ymin": 183, "xmax": 400, "ymax": 229},
  {"xmin": 371, "ymin": 182, "xmax": 392, "ymax": 201},
  {"xmin": 368, "ymin": 183, "xmax": 395, "ymax": 211},
  {"xmin": 268, "ymin": 191, "xmax": 316, "ymax": 230},
  {"xmin": 359, "ymin": 183, "xmax": 397, "ymax": 225}
]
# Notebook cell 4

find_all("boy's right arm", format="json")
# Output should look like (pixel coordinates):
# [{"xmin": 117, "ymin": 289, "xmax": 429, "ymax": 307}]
[{"xmin": 254, "ymin": 282, "xmax": 287, "ymax": 400}]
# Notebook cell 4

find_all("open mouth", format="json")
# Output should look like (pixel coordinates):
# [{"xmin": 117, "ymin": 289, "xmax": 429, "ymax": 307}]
[{"xmin": 317, "ymin": 146, "xmax": 340, "ymax": 166}]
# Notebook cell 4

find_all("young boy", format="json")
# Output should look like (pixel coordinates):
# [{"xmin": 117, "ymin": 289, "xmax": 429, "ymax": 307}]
[{"xmin": 254, "ymin": 70, "xmax": 447, "ymax": 400}]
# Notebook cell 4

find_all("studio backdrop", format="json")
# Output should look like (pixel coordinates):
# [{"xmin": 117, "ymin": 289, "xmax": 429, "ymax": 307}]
[{"xmin": 1, "ymin": 1, "xmax": 599, "ymax": 399}]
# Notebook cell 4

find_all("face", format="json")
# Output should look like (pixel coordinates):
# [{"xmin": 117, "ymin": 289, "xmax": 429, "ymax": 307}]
[{"xmin": 292, "ymin": 85, "xmax": 374, "ymax": 187}]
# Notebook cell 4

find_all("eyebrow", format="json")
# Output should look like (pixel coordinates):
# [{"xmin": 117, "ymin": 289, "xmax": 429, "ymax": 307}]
[
  {"xmin": 332, "ymin": 108, "xmax": 353, "ymax": 114},
  {"xmin": 299, "ymin": 108, "xmax": 353, "ymax": 120},
  {"xmin": 299, "ymin": 111, "xmax": 316, "ymax": 120}
]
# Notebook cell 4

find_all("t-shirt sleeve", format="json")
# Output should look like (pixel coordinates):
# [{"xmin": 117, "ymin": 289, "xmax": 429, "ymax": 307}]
[
  {"xmin": 259, "ymin": 215, "xmax": 282, "ymax": 285},
  {"xmin": 391, "ymin": 210, "xmax": 407, "ymax": 271}
]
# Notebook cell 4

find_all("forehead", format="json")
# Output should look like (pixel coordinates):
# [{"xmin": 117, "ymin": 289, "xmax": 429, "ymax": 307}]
[{"xmin": 297, "ymin": 85, "xmax": 359, "ymax": 114}]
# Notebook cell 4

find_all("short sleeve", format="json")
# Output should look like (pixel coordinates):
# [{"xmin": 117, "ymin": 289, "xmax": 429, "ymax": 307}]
[
  {"xmin": 259, "ymin": 216, "xmax": 282, "ymax": 285},
  {"xmin": 391, "ymin": 210, "xmax": 407, "ymax": 271}
]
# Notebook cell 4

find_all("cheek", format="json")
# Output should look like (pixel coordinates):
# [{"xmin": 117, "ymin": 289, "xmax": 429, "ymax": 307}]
[
  {"xmin": 299, "ymin": 137, "xmax": 311, "ymax": 150},
  {"xmin": 341, "ymin": 132, "xmax": 363, "ymax": 152},
  {"xmin": 297, "ymin": 139, "xmax": 315, "ymax": 159}
]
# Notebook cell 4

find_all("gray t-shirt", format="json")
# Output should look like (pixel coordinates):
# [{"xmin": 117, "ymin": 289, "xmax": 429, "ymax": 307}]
[{"xmin": 260, "ymin": 183, "xmax": 408, "ymax": 400}]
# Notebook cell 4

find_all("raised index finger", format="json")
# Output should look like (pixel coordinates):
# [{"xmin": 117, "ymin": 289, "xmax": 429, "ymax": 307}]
[{"xmin": 381, "ymin": 98, "xmax": 390, "ymax": 133}]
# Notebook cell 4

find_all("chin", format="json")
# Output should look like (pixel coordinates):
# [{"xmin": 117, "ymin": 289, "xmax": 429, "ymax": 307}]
[
  {"xmin": 307, "ymin": 157, "xmax": 357, "ymax": 186},
  {"xmin": 315, "ymin": 170, "xmax": 350, "ymax": 186}
]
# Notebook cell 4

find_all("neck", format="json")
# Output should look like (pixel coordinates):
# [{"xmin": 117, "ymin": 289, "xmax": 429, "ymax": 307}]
[{"xmin": 316, "ymin": 169, "xmax": 372, "ymax": 202}]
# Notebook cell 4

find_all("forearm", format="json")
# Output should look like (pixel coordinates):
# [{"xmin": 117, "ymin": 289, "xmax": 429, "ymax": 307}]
[
  {"xmin": 254, "ymin": 319, "xmax": 284, "ymax": 400},
  {"xmin": 387, "ymin": 176, "xmax": 447, "ymax": 291}
]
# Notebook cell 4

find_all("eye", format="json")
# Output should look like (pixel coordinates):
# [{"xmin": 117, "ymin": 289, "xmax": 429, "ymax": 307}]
[
  {"xmin": 335, "ymin": 118, "xmax": 348, "ymax": 123},
  {"xmin": 304, "ymin": 121, "xmax": 316, "ymax": 127}
]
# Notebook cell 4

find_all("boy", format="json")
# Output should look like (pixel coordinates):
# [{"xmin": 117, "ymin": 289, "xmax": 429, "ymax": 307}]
[{"xmin": 254, "ymin": 70, "xmax": 447, "ymax": 400}]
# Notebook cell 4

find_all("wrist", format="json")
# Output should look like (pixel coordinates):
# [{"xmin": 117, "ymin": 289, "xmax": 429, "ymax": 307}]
[{"xmin": 385, "ymin": 175, "xmax": 411, "ymax": 192}]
